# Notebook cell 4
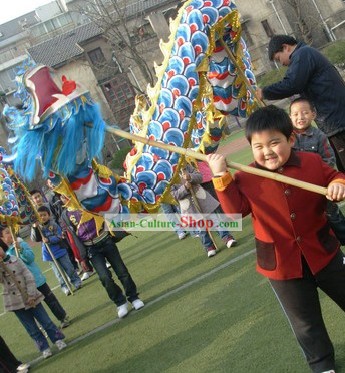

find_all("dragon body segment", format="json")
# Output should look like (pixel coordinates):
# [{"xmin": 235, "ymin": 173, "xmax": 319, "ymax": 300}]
[{"xmin": 3, "ymin": 0, "xmax": 257, "ymax": 229}]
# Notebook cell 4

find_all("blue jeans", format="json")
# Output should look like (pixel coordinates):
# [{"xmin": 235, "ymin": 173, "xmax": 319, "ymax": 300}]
[
  {"xmin": 14, "ymin": 303, "xmax": 65, "ymax": 352},
  {"xmin": 87, "ymin": 236, "xmax": 139, "ymax": 306},
  {"xmin": 161, "ymin": 203, "xmax": 185, "ymax": 235},
  {"xmin": 199, "ymin": 208, "xmax": 233, "ymax": 250},
  {"xmin": 51, "ymin": 253, "xmax": 82, "ymax": 291},
  {"xmin": 161, "ymin": 203, "xmax": 199, "ymax": 237}
]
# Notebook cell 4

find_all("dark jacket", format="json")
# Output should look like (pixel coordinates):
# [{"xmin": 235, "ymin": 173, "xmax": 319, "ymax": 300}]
[
  {"xmin": 60, "ymin": 210, "xmax": 129, "ymax": 260},
  {"xmin": 60, "ymin": 210, "xmax": 88, "ymax": 260},
  {"xmin": 263, "ymin": 42, "xmax": 345, "ymax": 137}
]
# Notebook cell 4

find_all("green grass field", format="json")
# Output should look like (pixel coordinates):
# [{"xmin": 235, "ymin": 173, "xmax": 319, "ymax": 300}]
[{"xmin": 1, "ymin": 135, "xmax": 345, "ymax": 373}]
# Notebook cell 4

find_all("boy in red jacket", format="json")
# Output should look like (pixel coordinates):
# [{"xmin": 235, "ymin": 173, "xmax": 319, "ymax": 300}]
[{"xmin": 207, "ymin": 105, "xmax": 345, "ymax": 373}]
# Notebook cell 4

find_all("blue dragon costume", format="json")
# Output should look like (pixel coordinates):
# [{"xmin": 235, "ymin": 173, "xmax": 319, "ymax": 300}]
[
  {"xmin": 0, "ymin": 147, "xmax": 38, "ymax": 228},
  {"xmin": 2, "ymin": 0, "xmax": 258, "ymax": 232},
  {"xmin": 0, "ymin": 166, "xmax": 20, "ymax": 226}
]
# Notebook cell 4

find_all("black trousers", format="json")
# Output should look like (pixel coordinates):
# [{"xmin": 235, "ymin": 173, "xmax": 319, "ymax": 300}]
[
  {"xmin": 37, "ymin": 282, "xmax": 67, "ymax": 322},
  {"xmin": 329, "ymin": 130, "xmax": 345, "ymax": 172},
  {"xmin": 269, "ymin": 250, "xmax": 345, "ymax": 373},
  {"xmin": 0, "ymin": 336, "xmax": 21, "ymax": 373}
]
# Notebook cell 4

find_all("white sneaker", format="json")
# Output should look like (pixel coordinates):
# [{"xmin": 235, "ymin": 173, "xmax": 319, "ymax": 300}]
[
  {"xmin": 226, "ymin": 238, "xmax": 237, "ymax": 248},
  {"xmin": 81, "ymin": 272, "xmax": 89, "ymax": 281},
  {"xmin": 16, "ymin": 369, "xmax": 28, "ymax": 373},
  {"xmin": 81, "ymin": 271, "xmax": 94, "ymax": 281},
  {"xmin": 42, "ymin": 348, "xmax": 52, "ymax": 359},
  {"xmin": 17, "ymin": 362, "xmax": 30, "ymax": 371},
  {"xmin": 178, "ymin": 232, "xmax": 188, "ymax": 240},
  {"xmin": 321, "ymin": 370, "xmax": 335, "ymax": 373},
  {"xmin": 55, "ymin": 339, "xmax": 67, "ymax": 351},
  {"xmin": 117, "ymin": 303, "xmax": 129, "ymax": 318},
  {"xmin": 132, "ymin": 299, "xmax": 145, "ymax": 310},
  {"xmin": 62, "ymin": 287, "xmax": 71, "ymax": 296},
  {"xmin": 207, "ymin": 247, "xmax": 217, "ymax": 257}
]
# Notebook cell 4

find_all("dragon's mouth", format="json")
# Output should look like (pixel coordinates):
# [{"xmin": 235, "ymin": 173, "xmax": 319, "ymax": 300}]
[
  {"xmin": 24, "ymin": 65, "xmax": 88, "ymax": 127},
  {"xmin": 24, "ymin": 65, "xmax": 61, "ymax": 125}
]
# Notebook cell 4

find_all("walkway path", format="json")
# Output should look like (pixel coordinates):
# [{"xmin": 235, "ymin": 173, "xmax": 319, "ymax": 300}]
[{"xmin": 217, "ymin": 135, "xmax": 249, "ymax": 156}]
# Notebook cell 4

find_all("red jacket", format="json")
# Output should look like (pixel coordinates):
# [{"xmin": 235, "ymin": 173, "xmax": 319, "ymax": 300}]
[{"xmin": 214, "ymin": 151, "xmax": 345, "ymax": 280}]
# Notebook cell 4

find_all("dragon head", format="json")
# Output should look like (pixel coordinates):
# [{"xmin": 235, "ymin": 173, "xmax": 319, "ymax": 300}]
[{"xmin": 3, "ymin": 62, "xmax": 106, "ymax": 181}]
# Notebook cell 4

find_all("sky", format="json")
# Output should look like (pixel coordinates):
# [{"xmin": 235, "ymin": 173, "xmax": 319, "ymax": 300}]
[{"xmin": 0, "ymin": 0, "xmax": 52, "ymax": 25}]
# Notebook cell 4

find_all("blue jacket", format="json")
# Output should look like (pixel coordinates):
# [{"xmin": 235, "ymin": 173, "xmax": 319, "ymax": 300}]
[
  {"xmin": 293, "ymin": 126, "xmax": 336, "ymax": 167},
  {"xmin": 263, "ymin": 42, "xmax": 345, "ymax": 137},
  {"xmin": 6, "ymin": 238, "xmax": 46, "ymax": 287},
  {"xmin": 31, "ymin": 219, "xmax": 67, "ymax": 261}
]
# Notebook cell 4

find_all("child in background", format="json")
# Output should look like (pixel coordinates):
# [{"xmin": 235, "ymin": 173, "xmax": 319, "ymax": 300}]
[
  {"xmin": 197, "ymin": 160, "xmax": 221, "ymax": 202},
  {"xmin": 171, "ymin": 163, "xmax": 236, "ymax": 258},
  {"xmin": 0, "ymin": 226, "xmax": 70, "ymax": 328},
  {"xmin": 290, "ymin": 97, "xmax": 345, "ymax": 244},
  {"xmin": 160, "ymin": 202, "xmax": 189, "ymax": 240},
  {"xmin": 0, "ymin": 244, "xmax": 66, "ymax": 359},
  {"xmin": 30, "ymin": 188, "xmax": 79, "ymax": 271},
  {"xmin": 207, "ymin": 105, "xmax": 345, "ymax": 373},
  {"xmin": 31, "ymin": 206, "xmax": 82, "ymax": 296}
]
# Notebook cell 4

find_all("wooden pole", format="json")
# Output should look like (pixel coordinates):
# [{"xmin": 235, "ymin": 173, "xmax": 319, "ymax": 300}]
[
  {"xmin": 9, "ymin": 226, "xmax": 20, "ymax": 257},
  {"xmin": 86, "ymin": 123, "xmax": 328, "ymax": 196}
]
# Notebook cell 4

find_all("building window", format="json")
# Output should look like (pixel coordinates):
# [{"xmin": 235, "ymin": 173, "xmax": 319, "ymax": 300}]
[
  {"xmin": 0, "ymin": 68, "xmax": 17, "ymax": 93},
  {"xmin": 7, "ymin": 68, "xmax": 16, "ymax": 81},
  {"xmin": 261, "ymin": 20, "xmax": 274, "ymax": 38},
  {"xmin": 101, "ymin": 74, "xmax": 135, "ymax": 128},
  {"xmin": 88, "ymin": 48, "xmax": 106, "ymax": 66},
  {"xmin": 58, "ymin": 13, "xmax": 73, "ymax": 27},
  {"xmin": 30, "ymin": 13, "xmax": 73, "ymax": 38}
]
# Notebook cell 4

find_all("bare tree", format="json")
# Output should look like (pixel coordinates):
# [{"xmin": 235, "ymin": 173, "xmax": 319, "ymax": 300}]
[
  {"xmin": 72, "ymin": 0, "xmax": 155, "ymax": 89},
  {"xmin": 279, "ymin": 0, "xmax": 331, "ymax": 47},
  {"xmin": 0, "ymin": 92, "xmax": 10, "ymax": 146},
  {"xmin": 283, "ymin": 0, "xmax": 313, "ymax": 44}
]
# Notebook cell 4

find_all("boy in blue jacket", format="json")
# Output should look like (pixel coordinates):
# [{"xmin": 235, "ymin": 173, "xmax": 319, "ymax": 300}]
[
  {"xmin": 0, "ymin": 226, "xmax": 70, "ymax": 328},
  {"xmin": 31, "ymin": 206, "xmax": 82, "ymax": 295},
  {"xmin": 290, "ymin": 97, "xmax": 345, "ymax": 245}
]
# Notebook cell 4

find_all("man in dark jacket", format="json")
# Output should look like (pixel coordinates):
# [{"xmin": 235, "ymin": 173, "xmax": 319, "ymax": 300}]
[{"xmin": 257, "ymin": 35, "xmax": 345, "ymax": 171}]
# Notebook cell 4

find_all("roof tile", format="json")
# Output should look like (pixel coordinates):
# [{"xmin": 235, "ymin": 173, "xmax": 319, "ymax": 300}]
[{"xmin": 28, "ymin": 22, "xmax": 103, "ymax": 67}]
